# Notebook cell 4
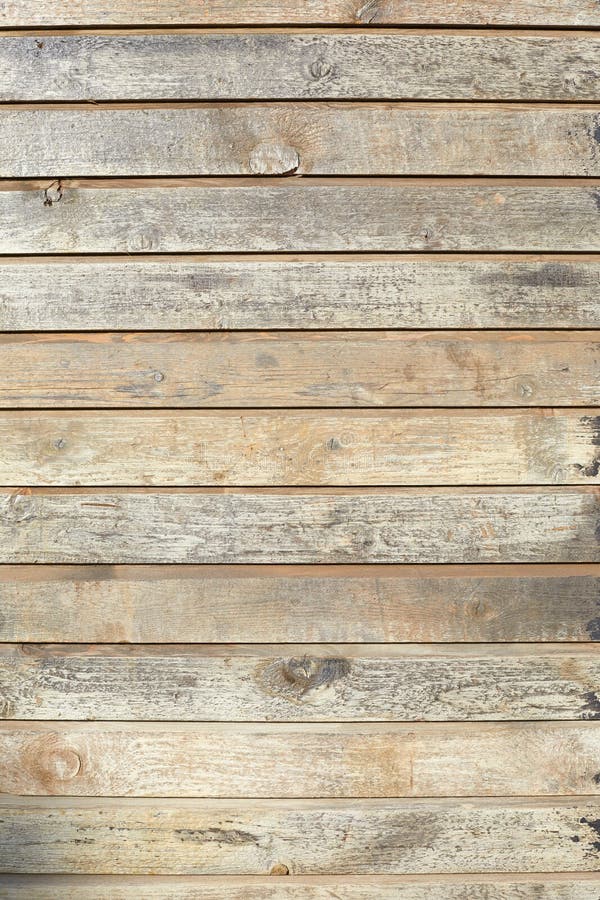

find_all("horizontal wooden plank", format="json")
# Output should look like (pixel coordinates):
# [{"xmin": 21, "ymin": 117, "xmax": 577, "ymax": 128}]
[
  {"xmin": 1, "ymin": 797, "xmax": 599, "ymax": 873},
  {"xmin": 2, "ymin": 1, "xmax": 599, "ymax": 26},
  {"xmin": 2, "ymin": 721, "xmax": 599, "ymax": 797},
  {"xmin": 2, "ymin": 876, "xmax": 599, "ymax": 900},
  {"xmin": 0, "ymin": 487, "xmax": 598, "ymax": 564},
  {"xmin": 3, "ymin": 180, "xmax": 600, "ymax": 253},
  {"xmin": 3, "ymin": 331, "xmax": 600, "ymax": 408},
  {"xmin": 2, "ymin": 643, "xmax": 600, "ymax": 721},
  {"xmin": 2, "ymin": 564, "xmax": 600, "ymax": 643},
  {"xmin": 2, "ymin": 255, "xmax": 600, "ymax": 331},
  {"xmin": 4, "ymin": 409, "xmax": 600, "ymax": 486},
  {"xmin": 2, "ymin": 33, "xmax": 600, "ymax": 101},
  {"xmin": 4, "ymin": 104, "xmax": 600, "ymax": 177}
]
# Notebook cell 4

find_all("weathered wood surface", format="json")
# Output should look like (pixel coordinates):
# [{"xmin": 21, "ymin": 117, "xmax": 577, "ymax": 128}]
[
  {"xmin": 2, "ymin": 34, "xmax": 600, "ymax": 101},
  {"xmin": 2, "ymin": 255, "xmax": 600, "ymax": 331},
  {"xmin": 5, "ymin": 409, "xmax": 600, "ymax": 486},
  {"xmin": 3, "ymin": 331, "xmax": 600, "ymax": 408},
  {"xmin": 1, "ymin": 875, "xmax": 599, "ymax": 900},
  {"xmin": 3, "ymin": 180, "xmax": 600, "ymax": 253},
  {"xmin": 3, "ymin": 564, "xmax": 600, "ymax": 643},
  {"xmin": 3, "ymin": 722, "xmax": 599, "ymax": 797},
  {"xmin": 0, "ymin": 0, "xmax": 600, "ymax": 28},
  {"xmin": 4, "ymin": 105, "xmax": 600, "ymax": 177},
  {"xmin": 1, "ymin": 488, "xmax": 598, "ymax": 564},
  {"xmin": 2, "ymin": 643, "xmax": 600, "ymax": 721},
  {"xmin": 1, "ymin": 797, "xmax": 599, "ymax": 874},
  {"xmin": 2, "ymin": 1, "xmax": 599, "ymax": 26},
  {"xmin": 1, "ymin": 876, "xmax": 600, "ymax": 900}
]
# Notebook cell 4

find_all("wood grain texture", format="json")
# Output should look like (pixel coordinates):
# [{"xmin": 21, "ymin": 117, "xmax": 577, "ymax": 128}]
[
  {"xmin": 2, "ymin": 643, "xmax": 600, "ymax": 722},
  {"xmin": 1, "ymin": 797, "xmax": 599, "ymax": 874},
  {"xmin": 2, "ymin": 255, "xmax": 600, "ymax": 331},
  {"xmin": 1, "ymin": 876, "xmax": 600, "ymax": 900},
  {"xmin": 1, "ymin": 1, "xmax": 599, "ymax": 26},
  {"xmin": 3, "ymin": 331, "xmax": 600, "ymax": 408},
  {"xmin": 0, "ymin": 487, "xmax": 599, "ymax": 564},
  {"xmin": 4, "ymin": 104, "xmax": 600, "ymax": 177},
  {"xmin": 2, "ymin": 721, "xmax": 599, "ymax": 797},
  {"xmin": 3, "ymin": 179, "xmax": 600, "ymax": 253},
  {"xmin": 4, "ymin": 409, "xmax": 600, "ymax": 486},
  {"xmin": 1, "ymin": 875, "xmax": 599, "ymax": 900},
  {"xmin": 3, "ymin": 564, "xmax": 600, "ymax": 643},
  {"xmin": 2, "ymin": 33, "xmax": 600, "ymax": 101}
]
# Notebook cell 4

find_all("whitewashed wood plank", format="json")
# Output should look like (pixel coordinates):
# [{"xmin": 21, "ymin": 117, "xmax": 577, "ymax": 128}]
[
  {"xmin": 2, "ymin": 564, "xmax": 600, "ymax": 643},
  {"xmin": 2, "ymin": 643, "xmax": 600, "ymax": 721},
  {"xmin": 0, "ymin": 797, "xmax": 599, "ymax": 873},
  {"xmin": 0, "ymin": 874, "xmax": 598, "ymax": 899},
  {"xmin": 1, "ymin": 256, "xmax": 599, "ymax": 331},
  {"xmin": 0, "ymin": 488, "xmax": 598, "ymax": 564},
  {"xmin": 3, "ymin": 105, "xmax": 600, "ymax": 177},
  {"xmin": 2, "ymin": 180, "xmax": 600, "ymax": 253},
  {"xmin": 0, "ymin": 875, "xmax": 599, "ymax": 899},
  {"xmin": 1, "ymin": 34, "xmax": 600, "ymax": 101},
  {"xmin": 2, "ymin": 721, "xmax": 599, "ymax": 797}
]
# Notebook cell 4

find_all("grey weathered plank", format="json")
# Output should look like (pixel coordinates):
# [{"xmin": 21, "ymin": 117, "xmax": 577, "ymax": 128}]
[
  {"xmin": 2, "ymin": 643, "xmax": 600, "ymax": 721},
  {"xmin": 2, "ymin": 180, "xmax": 600, "ymax": 253},
  {"xmin": 1, "ymin": 875, "xmax": 599, "ymax": 900},
  {"xmin": 0, "ymin": 797, "xmax": 599, "ymax": 873},
  {"xmin": 1, "ymin": 875, "xmax": 599, "ymax": 899},
  {"xmin": 4, "ymin": 105, "xmax": 600, "ymax": 177},
  {"xmin": 2, "ymin": 564, "xmax": 600, "ymax": 643},
  {"xmin": 2, "ymin": 34, "xmax": 600, "ymax": 101},
  {"xmin": 2, "ymin": 721, "xmax": 599, "ymax": 797},
  {"xmin": 4, "ymin": 409, "xmax": 600, "ymax": 486},
  {"xmin": 0, "ymin": 488, "xmax": 598, "ymax": 564},
  {"xmin": 1, "ymin": 1, "xmax": 599, "ymax": 26},
  {"xmin": 1, "ymin": 256, "xmax": 600, "ymax": 331},
  {"xmin": 3, "ymin": 331, "xmax": 600, "ymax": 408}
]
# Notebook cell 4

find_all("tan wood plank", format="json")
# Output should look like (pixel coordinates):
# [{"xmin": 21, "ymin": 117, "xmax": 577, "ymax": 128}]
[
  {"xmin": 0, "ymin": 796, "xmax": 599, "ymax": 874},
  {"xmin": 3, "ymin": 179, "xmax": 600, "ymax": 253},
  {"xmin": 4, "ymin": 409, "xmax": 600, "ymax": 486},
  {"xmin": 0, "ymin": 487, "xmax": 598, "ymax": 564},
  {"xmin": 1, "ymin": 1, "xmax": 599, "ymax": 26},
  {"xmin": 2, "ymin": 331, "xmax": 600, "ymax": 408},
  {"xmin": 8, "ymin": 2, "xmax": 600, "ymax": 27},
  {"xmin": 1, "ymin": 874, "xmax": 599, "ymax": 899},
  {"xmin": 2, "ymin": 33, "xmax": 600, "ymax": 101},
  {"xmin": 1, "ymin": 255, "xmax": 600, "ymax": 331},
  {"xmin": 2, "ymin": 643, "xmax": 600, "ymax": 721},
  {"xmin": 2, "ymin": 721, "xmax": 599, "ymax": 797},
  {"xmin": 2, "ymin": 563, "xmax": 600, "ymax": 643},
  {"xmin": 4, "ymin": 104, "xmax": 600, "ymax": 177},
  {"xmin": 1, "ymin": 875, "xmax": 600, "ymax": 900}
]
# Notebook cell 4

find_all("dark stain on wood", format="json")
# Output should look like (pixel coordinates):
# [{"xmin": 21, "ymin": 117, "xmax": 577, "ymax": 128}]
[
  {"xmin": 580, "ymin": 691, "xmax": 600, "ymax": 719},
  {"xmin": 575, "ymin": 416, "xmax": 600, "ymax": 478},
  {"xmin": 476, "ymin": 262, "xmax": 588, "ymax": 288},
  {"xmin": 174, "ymin": 827, "xmax": 259, "ymax": 845},
  {"xmin": 580, "ymin": 816, "xmax": 600, "ymax": 853}
]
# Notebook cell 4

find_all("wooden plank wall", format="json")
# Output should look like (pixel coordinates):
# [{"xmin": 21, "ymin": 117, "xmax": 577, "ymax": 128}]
[{"xmin": 0, "ymin": 3, "xmax": 600, "ymax": 899}]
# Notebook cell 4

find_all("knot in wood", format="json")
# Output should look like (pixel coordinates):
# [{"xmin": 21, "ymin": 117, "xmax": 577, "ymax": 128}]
[
  {"xmin": 5, "ymin": 491, "xmax": 37, "ymax": 524},
  {"xmin": 249, "ymin": 142, "xmax": 300, "ymax": 176},
  {"xmin": 309, "ymin": 58, "xmax": 333, "ymax": 81},
  {"xmin": 43, "ymin": 181, "xmax": 63, "ymax": 207},
  {"xmin": 259, "ymin": 655, "xmax": 351, "ymax": 701}
]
